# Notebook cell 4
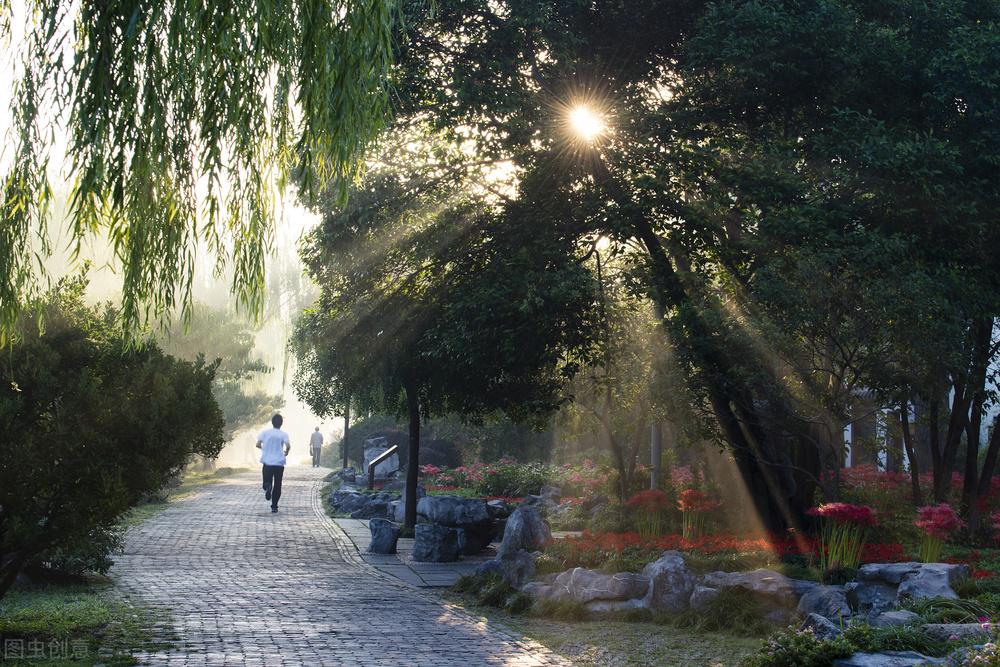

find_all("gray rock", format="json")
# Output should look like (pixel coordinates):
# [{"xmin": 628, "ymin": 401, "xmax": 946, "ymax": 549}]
[
  {"xmin": 412, "ymin": 524, "xmax": 463, "ymax": 562},
  {"xmin": 921, "ymin": 623, "xmax": 990, "ymax": 643},
  {"xmin": 486, "ymin": 499, "xmax": 513, "ymax": 519},
  {"xmin": 349, "ymin": 500, "xmax": 388, "ymax": 519},
  {"xmin": 689, "ymin": 585, "xmax": 721, "ymax": 610},
  {"xmin": 457, "ymin": 524, "xmax": 495, "ymax": 555},
  {"xmin": 363, "ymin": 442, "xmax": 399, "ymax": 479},
  {"xmin": 498, "ymin": 506, "xmax": 551, "ymax": 557},
  {"xmin": 550, "ymin": 568, "xmax": 649, "ymax": 604},
  {"xmin": 701, "ymin": 569, "xmax": 817, "ymax": 606},
  {"xmin": 801, "ymin": 612, "xmax": 843, "ymax": 640},
  {"xmin": 845, "ymin": 581, "xmax": 900, "ymax": 616},
  {"xmin": 368, "ymin": 518, "xmax": 400, "ymax": 554},
  {"xmin": 522, "ymin": 582, "xmax": 553, "ymax": 599},
  {"xmin": 329, "ymin": 490, "xmax": 368, "ymax": 513},
  {"xmin": 833, "ymin": 651, "xmax": 944, "ymax": 666},
  {"xmin": 798, "ymin": 584, "xmax": 852, "ymax": 621},
  {"xmin": 871, "ymin": 610, "xmax": 921, "ymax": 628},
  {"xmin": 477, "ymin": 550, "xmax": 536, "ymax": 589},
  {"xmin": 897, "ymin": 565, "xmax": 969, "ymax": 601},
  {"xmin": 858, "ymin": 563, "xmax": 969, "ymax": 601},
  {"xmin": 416, "ymin": 496, "xmax": 490, "ymax": 526},
  {"xmin": 586, "ymin": 598, "xmax": 650, "ymax": 614},
  {"xmin": 640, "ymin": 551, "xmax": 695, "ymax": 613}
]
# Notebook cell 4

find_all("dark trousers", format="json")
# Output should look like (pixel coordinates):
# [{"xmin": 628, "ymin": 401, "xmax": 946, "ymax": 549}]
[
  {"xmin": 262, "ymin": 464, "xmax": 284, "ymax": 508},
  {"xmin": 311, "ymin": 448, "xmax": 321, "ymax": 467}
]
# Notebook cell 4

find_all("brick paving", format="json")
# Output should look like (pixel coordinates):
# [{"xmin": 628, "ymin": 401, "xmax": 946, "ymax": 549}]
[{"xmin": 112, "ymin": 466, "xmax": 571, "ymax": 666}]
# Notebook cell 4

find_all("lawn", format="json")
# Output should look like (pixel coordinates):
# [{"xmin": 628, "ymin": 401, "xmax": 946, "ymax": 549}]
[
  {"xmin": 442, "ymin": 592, "xmax": 759, "ymax": 666},
  {"xmin": 0, "ymin": 582, "xmax": 172, "ymax": 666}
]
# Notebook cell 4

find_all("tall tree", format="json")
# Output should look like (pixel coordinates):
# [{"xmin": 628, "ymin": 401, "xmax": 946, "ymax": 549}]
[{"xmin": 0, "ymin": 0, "xmax": 398, "ymax": 338}]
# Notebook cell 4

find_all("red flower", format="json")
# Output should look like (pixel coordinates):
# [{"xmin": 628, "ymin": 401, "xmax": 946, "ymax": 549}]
[
  {"xmin": 915, "ymin": 503, "xmax": 965, "ymax": 540},
  {"xmin": 807, "ymin": 502, "xmax": 878, "ymax": 526},
  {"xmin": 625, "ymin": 489, "xmax": 671, "ymax": 511},
  {"xmin": 677, "ymin": 488, "xmax": 722, "ymax": 513}
]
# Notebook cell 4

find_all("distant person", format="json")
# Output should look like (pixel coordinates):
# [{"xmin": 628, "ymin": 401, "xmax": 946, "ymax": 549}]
[
  {"xmin": 309, "ymin": 426, "xmax": 324, "ymax": 467},
  {"xmin": 256, "ymin": 414, "xmax": 290, "ymax": 513}
]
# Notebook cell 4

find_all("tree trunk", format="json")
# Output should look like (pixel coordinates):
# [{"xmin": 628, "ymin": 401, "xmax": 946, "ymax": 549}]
[
  {"xmin": 342, "ymin": 401, "xmax": 351, "ymax": 470},
  {"xmin": 0, "ymin": 552, "xmax": 27, "ymax": 601},
  {"xmin": 899, "ymin": 403, "xmax": 923, "ymax": 506},
  {"xmin": 977, "ymin": 415, "xmax": 1000, "ymax": 498},
  {"xmin": 634, "ymin": 217, "xmax": 813, "ymax": 531},
  {"xmin": 403, "ymin": 384, "xmax": 421, "ymax": 535}
]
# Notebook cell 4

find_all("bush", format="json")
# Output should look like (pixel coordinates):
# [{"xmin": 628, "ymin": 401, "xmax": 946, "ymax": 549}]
[
  {"xmin": 532, "ymin": 597, "xmax": 589, "ymax": 621},
  {"xmin": 0, "ymin": 277, "xmax": 226, "ymax": 598},
  {"xmin": 29, "ymin": 524, "xmax": 126, "ymax": 577},
  {"xmin": 903, "ymin": 596, "xmax": 993, "ymax": 624},
  {"xmin": 740, "ymin": 628, "xmax": 854, "ymax": 667},
  {"xmin": 504, "ymin": 592, "xmax": 534, "ymax": 614},
  {"xmin": 474, "ymin": 462, "xmax": 553, "ymax": 497},
  {"xmin": 670, "ymin": 587, "xmax": 775, "ymax": 637},
  {"xmin": 842, "ymin": 623, "xmax": 949, "ymax": 657}
]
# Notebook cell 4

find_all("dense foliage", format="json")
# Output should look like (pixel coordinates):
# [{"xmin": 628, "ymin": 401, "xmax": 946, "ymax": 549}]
[{"xmin": 0, "ymin": 277, "xmax": 225, "ymax": 598}]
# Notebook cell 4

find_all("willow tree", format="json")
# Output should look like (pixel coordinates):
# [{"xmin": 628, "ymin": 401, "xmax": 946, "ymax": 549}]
[{"xmin": 0, "ymin": 0, "xmax": 398, "ymax": 339}]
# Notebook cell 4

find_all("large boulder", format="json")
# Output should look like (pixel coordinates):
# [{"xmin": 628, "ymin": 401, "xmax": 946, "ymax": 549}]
[
  {"xmin": 858, "ymin": 563, "xmax": 969, "ymax": 601},
  {"xmin": 798, "ymin": 585, "xmax": 852, "ymax": 621},
  {"xmin": 920, "ymin": 623, "xmax": 991, "ymax": 643},
  {"xmin": 412, "ymin": 524, "xmax": 463, "ymax": 562},
  {"xmin": 550, "ymin": 568, "xmax": 649, "ymax": 604},
  {"xmin": 847, "ymin": 563, "xmax": 971, "ymax": 617},
  {"xmin": 497, "ymin": 506, "xmax": 551, "ymax": 557},
  {"xmin": 475, "ymin": 550, "xmax": 537, "ymax": 589},
  {"xmin": 801, "ymin": 613, "xmax": 843, "ymax": 640},
  {"xmin": 870, "ymin": 610, "xmax": 921, "ymax": 628},
  {"xmin": 701, "ymin": 569, "xmax": 818, "ymax": 607},
  {"xmin": 640, "ymin": 551, "xmax": 695, "ymax": 613},
  {"xmin": 368, "ymin": 518, "xmax": 400, "ymax": 554},
  {"xmin": 350, "ymin": 501, "xmax": 389, "ymax": 519},
  {"xmin": 363, "ymin": 441, "xmax": 400, "ymax": 479},
  {"xmin": 689, "ymin": 585, "xmax": 721, "ymax": 610},
  {"xmin": 329, "ymin": 490, "xmax": 368, "ymax": 514},
  {"xmin": 832, "ymin": 651, "xmax": 944, "ymax": 666},
  {"xmin": 417, "ymin": 496, "xmax": 490, "ymax": 526}
]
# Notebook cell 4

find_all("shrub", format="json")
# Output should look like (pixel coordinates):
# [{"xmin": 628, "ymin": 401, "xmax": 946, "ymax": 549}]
[
  {"xmin": 29, "ymin": 524, "xmax": 126, "ymax": 577},
  {"xmin": 903, "ymin": 596, "xmax": 992, "ymax": 624},
  {"xmin": 740, "ymin": 628, "xmax": 854, "ymax": 667},
  {"xmin": 670, "ymin": 587, "xmax": 774, "ymax": 637},
  {"xmin": 477, "ymin": 577, "xmax": 516, "ymax": 607},
  {"xmin": 0, "ymin": 277, "xmax": 226, "ymax": 598},
  {"xmin": 842, "ymin": 623, "xmax": 949, "ymax": 657},
  {"xmin": 532, "ymin": 597, "xmax": 588, "ymax": 621},
  {"xmin": 504, "ymin": 592, "xmax": 534, "ymax": 614}
]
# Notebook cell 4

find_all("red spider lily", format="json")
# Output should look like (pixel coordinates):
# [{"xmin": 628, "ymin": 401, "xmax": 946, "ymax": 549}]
[
  {"xmin": 625, "ymin": 489, "xmax": 672, "ymax": 511},
  {"xmin": 915, "ymin": 503, "xmax": 965, "ymax": 540},
  {"xmin": 419, "ymin": 464, "xmax": 442, "ymax": 476},
  {"xmin": 677, "ymin": 488, "xmax": 722, "ymax": 513},
  {"xmin": 807, "ymin": 502, "xmax": 878, "ymax": 526}
]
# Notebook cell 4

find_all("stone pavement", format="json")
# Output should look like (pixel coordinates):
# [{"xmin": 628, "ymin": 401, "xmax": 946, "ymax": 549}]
[
  {"xmin": 334, "ymin": 518, "xmax": 493, "ymax": 588},
  {"xmin": 112, "ymin": 466, "xmax": 572, "ymax": 667}
]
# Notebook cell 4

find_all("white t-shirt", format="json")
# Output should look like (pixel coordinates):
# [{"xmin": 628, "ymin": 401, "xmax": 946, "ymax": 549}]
[
  {"xmin": 258, "ymin": 427, "xmax": 290, "ymax": 466},
  {"xmin": 309, "ymin": 431, "xmax": 324, "ymax": 450}
]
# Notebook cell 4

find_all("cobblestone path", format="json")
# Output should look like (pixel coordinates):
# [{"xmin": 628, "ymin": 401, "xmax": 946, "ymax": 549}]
[{"xmin": 112, "ymin": 466, "xmax": 571, "ymax": 667}]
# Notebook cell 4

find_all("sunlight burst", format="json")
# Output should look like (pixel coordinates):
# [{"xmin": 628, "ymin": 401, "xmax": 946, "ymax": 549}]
[{"xmin": 568, "ymin": 105, "xmax": 604, "ymax": 142}]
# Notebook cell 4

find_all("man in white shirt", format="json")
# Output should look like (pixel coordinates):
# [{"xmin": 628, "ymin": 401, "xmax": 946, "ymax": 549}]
[
  {"xmin": 256, "ymin": 414, "xmax": 291, "ymax": 513},
  {"xmin": 309, "ymin": 427, "xmax": 324, "ymax": 467}
]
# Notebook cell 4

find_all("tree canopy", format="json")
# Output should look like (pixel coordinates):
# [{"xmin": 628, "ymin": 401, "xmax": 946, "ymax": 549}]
[{"xmin": 0, "ymin": 0, "xmax": 399, "ymax": 340}]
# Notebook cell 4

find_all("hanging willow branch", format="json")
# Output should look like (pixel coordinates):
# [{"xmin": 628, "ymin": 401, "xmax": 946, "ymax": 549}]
[{"xmin": 0, "ymin": 0, "xmax": 399, "ymax": 342}]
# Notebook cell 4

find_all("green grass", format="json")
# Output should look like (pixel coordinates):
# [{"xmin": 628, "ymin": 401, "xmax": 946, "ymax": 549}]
[
  {"xmin": 0, "ymin": 583, "xmax": 172, "ymax": 666},
  {"xmin": 442, "ymin": 591, "xmax": 759, "ymax": 666},
  {"xmin": 122, "ymin": 466, "xmax": 250, "ymax": 526}
]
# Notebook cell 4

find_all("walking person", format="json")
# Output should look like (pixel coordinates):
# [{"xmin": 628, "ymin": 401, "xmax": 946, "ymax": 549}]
[
  {"xmin": 256, "ymin": 414, "xmax": 290, "ymax": 513},
  {"xmin": 309, "ymin": 426, "xmax": 324, "ymax": 467}
]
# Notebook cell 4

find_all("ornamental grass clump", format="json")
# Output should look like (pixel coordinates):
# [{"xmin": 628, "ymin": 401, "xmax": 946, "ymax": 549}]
[
  {"xmin": 807, "ymin": 502, "xmax": 877, "ymax": 572},
  {"xmin": 625, "ymin": 489, "xmax": 672, "ymax": 538},
  {"xmin": 677, "ymin": 488, "xmax": 721, "ymax": 540},
  {"xmin": 915, "ymin": 503, "xmax": 965, "ymax": 563}
]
